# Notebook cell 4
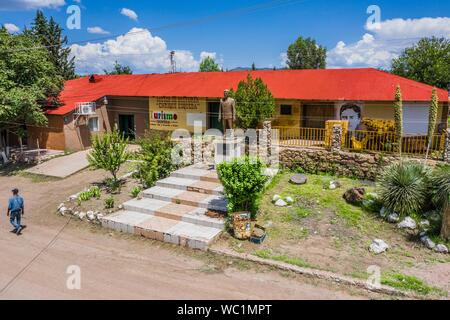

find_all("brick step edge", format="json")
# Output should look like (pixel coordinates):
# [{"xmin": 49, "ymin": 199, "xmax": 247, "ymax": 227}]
[
  {"xmin": 122, "ymin": 202, "xmax": 225, "ymax": 229},
  {"xmin": 156, "ymin": 180, "xmax": 223, "ymax": 196},
  {"xmin": 142, "ymin": 192, "xmax": 228, "ymax": 213}
]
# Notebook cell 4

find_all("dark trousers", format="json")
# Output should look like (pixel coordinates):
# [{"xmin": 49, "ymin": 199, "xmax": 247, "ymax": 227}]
[{"xmin": 10, "ymin": 210, "xmax": 22, "ymax": 230}]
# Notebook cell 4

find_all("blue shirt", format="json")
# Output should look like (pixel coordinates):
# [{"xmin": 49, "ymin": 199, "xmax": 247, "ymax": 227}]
[{"xmin": 8, "ymin": 195, "xmax": 24, "ymax": 212}]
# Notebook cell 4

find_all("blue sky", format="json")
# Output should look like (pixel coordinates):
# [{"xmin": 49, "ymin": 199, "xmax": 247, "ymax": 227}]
[{"xmin": 1, "ymin": 0, "xmax": 449, "ymax": 74}]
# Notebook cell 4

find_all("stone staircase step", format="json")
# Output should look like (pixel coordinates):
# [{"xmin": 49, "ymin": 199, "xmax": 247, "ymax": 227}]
[
  {"xmin": 156, "ymin": 176, "xmax": 223, "ymax": 195},
  {"xmin": 123, "ymin": 197, "xmax": 224, "ymax": 229},
  {"xmin": 101, "ymin": 210, "xmax": 222, "ymax": 250},
  {"xmin": 143, "ymin": 186, "xmax": 227, "ymax": 213},
  {"xmin": 171, "ymin": 166, "xmax": 219, "ymax": 183}
]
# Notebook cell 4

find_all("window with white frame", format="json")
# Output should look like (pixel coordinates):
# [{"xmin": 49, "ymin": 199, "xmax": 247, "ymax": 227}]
[{"xmin": 88, "ymin": 117, "xmax": 99, "ymax": 132}]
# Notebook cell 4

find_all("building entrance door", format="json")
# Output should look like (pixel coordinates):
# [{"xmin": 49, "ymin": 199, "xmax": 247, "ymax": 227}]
[
  {"xmin": 119, "ymin": 114, "xmax": 135, "ymax": 140},
  {"xmin": 208, "ymin": 102, "xmax": 223, "ymax": 132}
]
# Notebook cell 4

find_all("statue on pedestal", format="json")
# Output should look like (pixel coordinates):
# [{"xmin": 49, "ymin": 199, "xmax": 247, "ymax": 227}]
[{"xmin": 218, "ymin": 89, "xmax": 236, "ymax": 132}]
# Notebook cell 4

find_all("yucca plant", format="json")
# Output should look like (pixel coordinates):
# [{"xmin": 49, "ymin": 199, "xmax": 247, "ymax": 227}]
[
  {"xmin": 378, "ymin": 161, "xmax": 430, "ymax": 216},
  {"xmin": 429, "ymin": 165, "xmax": 450, "ymax": 210}
]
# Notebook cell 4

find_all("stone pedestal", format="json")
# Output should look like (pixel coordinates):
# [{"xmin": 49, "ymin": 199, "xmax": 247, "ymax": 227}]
[
  {"xmin": 443, "ymin": 129, "xmax": 450, "ymax": 162},
  {"xmin": 214, "ymin": 136, "xmax": 244, "ymax": 165},
  {"xmin": 331, "ymin": 125, "xmax": 343, "ymax": 152}
]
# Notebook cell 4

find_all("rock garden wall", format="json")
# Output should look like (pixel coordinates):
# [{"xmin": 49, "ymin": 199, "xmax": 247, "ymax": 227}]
[{"xmin": 280, "ymin": 147, "xmax": 400, "ymax": 181}]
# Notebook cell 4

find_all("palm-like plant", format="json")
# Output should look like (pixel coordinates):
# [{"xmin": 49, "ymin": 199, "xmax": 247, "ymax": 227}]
[
  {"xmin": 429, "ymin": 165, "xmax": 450, "ymax": 210},
  {"xmin": 378, "ymin": 161, "xmax": 430, "ymax": 216},
  {"xmin": 429, "ymin": 165, "xmax": 450, "ymax": 240}
]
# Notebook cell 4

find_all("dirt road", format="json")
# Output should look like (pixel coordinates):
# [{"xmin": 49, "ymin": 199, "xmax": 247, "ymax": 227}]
[{"xmin": 0, "ymin": 168, "xmax": 374, "ymax": 300}]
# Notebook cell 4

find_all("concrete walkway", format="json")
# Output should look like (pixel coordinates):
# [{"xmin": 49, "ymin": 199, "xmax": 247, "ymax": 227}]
[{"xmin": 26, "ymin": 150, "xmax": 90, "ymax": 178}]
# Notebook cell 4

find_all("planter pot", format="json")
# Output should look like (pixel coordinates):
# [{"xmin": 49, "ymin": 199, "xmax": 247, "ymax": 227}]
[{"xmin": 232, "ymin": 212, "xmax": 252, "ymax": 240}]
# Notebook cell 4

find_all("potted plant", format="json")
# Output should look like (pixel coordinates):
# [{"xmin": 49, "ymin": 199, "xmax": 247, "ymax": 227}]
[{"xmin": 217, "ymin": 156, "xmax": 269, "ymax": 239}]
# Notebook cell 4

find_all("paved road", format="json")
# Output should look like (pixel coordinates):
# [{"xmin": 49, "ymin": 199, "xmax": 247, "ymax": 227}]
[{"xmin": 0, "ymin": 168, "xmax": 370, "ymax": 300}]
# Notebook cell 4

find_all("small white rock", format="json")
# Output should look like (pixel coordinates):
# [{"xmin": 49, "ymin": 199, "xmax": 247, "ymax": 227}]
[
  {"xmin": 387, "ymin": 213, "xmax": 400, "ymax": 223},
  {"xmin": 118, "ymin": 204, "xmax": 124, "ymax": 210},
  {"xmin": 369, "ymin": 239, "xmax": 389, "ymax": 254},
  {"xmin": 87, "ymin": 211, "xmax": 95, "ymax": 221},
  {"xmin": 57, "ymin": 203, "xmax": 65, "ymax": 211},
  {"xmin": 274, "ymin": 199, "xmax": 287, "ymax": 207},
  {"xmin": 420, "ymin": 236, "xmax": 435, "ymax": 249},
  {"xmin": 78, "ymin": 212, "xmax": 86, "ymax": 220},
  {"xmin": 272, "ymin": 194, "xmax": 281, "ymax": 203},
  {"xmin": 96, "ymin": 213, "xmax": 104, "ymax": 221},
  {"xmin": 434, "ymin": 244, "xmax": 449, "ymax": 254},
  {"xmin": 285, "ymin": 196, "xmax": 294, "ymax": 204},
  {"xmin": 397, "ymin": 216, "xmax": 417, "ymax": 230}
]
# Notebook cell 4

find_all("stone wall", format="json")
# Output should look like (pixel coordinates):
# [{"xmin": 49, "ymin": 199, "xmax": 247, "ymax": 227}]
[
  {"xmin": 443, "ymin": 129, "xmax": 450, "ymax": 162},
  {"xmin": 280, "ymin": 147, "xmax": 399, "ymax": 180}
]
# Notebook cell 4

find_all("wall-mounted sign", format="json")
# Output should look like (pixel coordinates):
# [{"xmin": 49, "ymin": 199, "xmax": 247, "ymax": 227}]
[{"xmin": 150, "ymin": 97, "xmax": 206, "ymax": 131}]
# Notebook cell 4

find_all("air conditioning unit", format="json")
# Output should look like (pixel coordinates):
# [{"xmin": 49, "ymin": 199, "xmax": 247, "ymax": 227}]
[{"xmin": 75, "ymin": 102, "xmax": 96, "ymax": 115}]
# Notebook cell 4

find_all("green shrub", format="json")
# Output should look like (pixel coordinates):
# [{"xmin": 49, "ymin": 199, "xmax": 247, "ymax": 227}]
[
  {"xmin": 131, "ymin": 186, "xmax": 142, "ymax": 198},
  {"xmin": 429, "ymin": 164, "xmax": 450, "ymax": 210},
  {"xmin": 378, "ymin": 161, "xmax": 430, "ymax": 216},
  {"xmin": 361, "ymin": 192, "xmax": 382, "ymax": 212},
  {"xmin": 136, "ymin": 132, "xmax": 175, "ymax": 188},
  {"xmin": 104, "ymin": 196, "xmax": 115, "ymax": 209},
  {"xmin": 217, "ymin": 157, "xmax": 269, "ymax": 218},
  {"xmin": 77, "ymin": 186, "xmax": 101, "ymax": 202},
  {"xmin": 88, "ymin": 130, "xmax": 130, "ymax": 183}
]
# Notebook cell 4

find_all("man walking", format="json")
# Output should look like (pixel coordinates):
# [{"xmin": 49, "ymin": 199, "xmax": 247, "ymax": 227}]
[{"xmin": 7, "ymin": 188, "xmax": 24, "ymax": 235}]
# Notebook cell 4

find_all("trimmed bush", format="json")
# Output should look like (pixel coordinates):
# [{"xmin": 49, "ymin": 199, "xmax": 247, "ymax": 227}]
[
  {"xmin": 378, "ymin": 161, "xmax": 430, "ymax": 217},
  {"xmin": 217, "ymin": 157, "xmax": 268, "ymax": 218}
]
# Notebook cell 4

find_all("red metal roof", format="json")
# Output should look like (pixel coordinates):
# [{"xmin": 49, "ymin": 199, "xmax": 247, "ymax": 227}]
[{"xmin": 48, "ymin": 68, "xmax": 448, "ymax": 115}]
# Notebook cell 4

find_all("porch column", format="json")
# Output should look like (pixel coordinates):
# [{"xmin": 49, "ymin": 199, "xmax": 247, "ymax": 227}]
[
  {"xmin": 331, "ymin": 124, "xmax": 343, "ymax": 152},
  {"xmin": 443, "ymin": 128, "xmax": 450, "ymax": 162}
]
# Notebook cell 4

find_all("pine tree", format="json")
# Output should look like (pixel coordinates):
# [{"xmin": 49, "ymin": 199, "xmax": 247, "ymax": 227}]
[
  {"xmin": 32, "ymin": 10, "xmax": 76, "ymax": 80},
  {"xmin": 394, "ymin": 85, "xmax": 403, "ymax": 154}
]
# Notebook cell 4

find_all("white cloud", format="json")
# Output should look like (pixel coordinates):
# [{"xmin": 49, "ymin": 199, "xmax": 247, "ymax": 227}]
[
  {"xmin": 0, "ymin": 0, "xmax": 65, "ymax": 10},
  {"xmin": 87, "ymin": 26, "xmax": 109, "ymax": 35},
  {"xmin": 3, "ymin": 23, "xmax": 20, "ymax": 33},
  {"xmin": 199, "ymin": 51, "xmax": 223, "ymax": 66},
  {"xmin": 70, "ymin": 28, "xmax": 216, "ymax": 74},
  {"xmin": 327, "ymin": 17, "xmax": 450, "ymax": 69},
  {"xmin": 120, "ymin": 8, "xmax": 138, "ymax": 21}
]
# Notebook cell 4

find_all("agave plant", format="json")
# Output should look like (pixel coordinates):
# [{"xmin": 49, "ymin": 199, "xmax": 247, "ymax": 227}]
[
  {"xmin": 378, "ymin": 161, "xmax": 430, "ymax": 217},
  {"xmin": 429, "ymin": 164, "xmax": 450, "ymax": 210}
]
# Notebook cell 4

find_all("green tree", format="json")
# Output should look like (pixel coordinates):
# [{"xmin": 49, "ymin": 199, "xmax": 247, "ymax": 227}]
[
  {"xmin": 31, "ymin": 10, "xmax": 76, "ymax": 80},
  {"xmin": 286, "ymin": 36, "xmax": 327, "ymax": 69},
  {"xmin": 391, "ymin": 37, "xmax": 450, "ymax": 89},
  {"xmin": 394, "ymin": 85, "xmax": 403, "ymax": 154},
  {"xmin": 199, "ymin": 56, "xmax": 220, "ymax": 72},
  {"xmin": 0, "ymin": 28, "xmax": 63, "ymax": 135},
  {"xmin": 233, "ymin": 74, "xmax": 275, "ymax": 129},
  {"xmin": 104, "ymin": 61, "xmax": 133, "ymax": 75},
  {"xmin": 88, "ymin": 130, "xmax": 130, "ymax": 183}
]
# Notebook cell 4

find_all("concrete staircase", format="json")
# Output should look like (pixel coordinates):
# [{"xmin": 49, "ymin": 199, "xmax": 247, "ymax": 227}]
[{"xmin": 101, "ymin": 165, "xmax": 226, "ymax": 250}]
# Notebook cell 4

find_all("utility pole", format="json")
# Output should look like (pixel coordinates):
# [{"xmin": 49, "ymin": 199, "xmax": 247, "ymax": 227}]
[{"xmin": 170, "ymin": 51, "xmax": 176, "ymax": 73}]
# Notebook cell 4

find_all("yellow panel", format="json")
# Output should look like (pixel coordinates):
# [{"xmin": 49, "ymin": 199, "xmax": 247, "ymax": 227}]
[{"xmin": 149, "ymin": 97, "xmax": 207, "ymax": 132}]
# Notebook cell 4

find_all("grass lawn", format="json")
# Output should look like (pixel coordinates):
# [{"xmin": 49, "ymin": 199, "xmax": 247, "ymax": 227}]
[{"xmin": 215, "ymin": 170, "xmax": 450, "ymax": 297}]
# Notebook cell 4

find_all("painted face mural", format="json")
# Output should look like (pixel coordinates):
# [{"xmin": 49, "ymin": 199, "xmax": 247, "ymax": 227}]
[{"xmin": 340, "ymin": 104, "xmax": 361, "ymax": 130}]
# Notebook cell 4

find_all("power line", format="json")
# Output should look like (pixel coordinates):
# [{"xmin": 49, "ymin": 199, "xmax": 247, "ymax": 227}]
[
  {"xmin": 0, "ymin": 217, "xmax": 72, "ymax": 295},
  {"xmin": 0, "ymin": 0, "xmax": 309, "ymax": 54}
]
